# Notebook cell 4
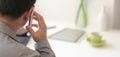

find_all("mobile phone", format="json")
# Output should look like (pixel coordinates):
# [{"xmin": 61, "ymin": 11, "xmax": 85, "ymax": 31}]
[{"xmin": 28, "ymin": 9, "xmax": 34, "ymax": 26}]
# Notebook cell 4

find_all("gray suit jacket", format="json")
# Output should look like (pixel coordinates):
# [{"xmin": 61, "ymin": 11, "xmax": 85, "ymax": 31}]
[{"xmin": 0, "ymin": 22, "xmax": 55, "ymax": 57}]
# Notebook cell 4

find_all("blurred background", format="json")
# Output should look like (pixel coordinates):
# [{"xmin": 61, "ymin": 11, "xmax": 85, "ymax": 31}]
[
  {"xmin": 25, "ymin": 0, "xmax": 120, "ymax": 57},
  {"xmin": 34, "ymin": 0, "xmax": 120, "ymax": 31}
]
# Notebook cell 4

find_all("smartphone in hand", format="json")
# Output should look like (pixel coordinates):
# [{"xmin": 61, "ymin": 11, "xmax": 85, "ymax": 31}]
[{"xmin": 28, "ymin": 9, "xmax": 34, "ymax": 26}]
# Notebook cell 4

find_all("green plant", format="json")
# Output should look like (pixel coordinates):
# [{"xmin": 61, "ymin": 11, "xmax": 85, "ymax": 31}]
[{"xmin": 75, "ymin": 0, "xmax": 88, "ymax": 27}]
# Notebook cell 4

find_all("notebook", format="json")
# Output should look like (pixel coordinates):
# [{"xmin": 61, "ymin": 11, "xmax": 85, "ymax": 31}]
[{"xmin": 48, "ymin": 28, "xmax": 85, "ymax": 42}]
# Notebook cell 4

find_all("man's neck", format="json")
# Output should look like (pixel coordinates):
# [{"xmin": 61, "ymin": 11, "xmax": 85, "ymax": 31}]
[{"xmin": 0, "ymin": 18, "xmax": 18, "ymax": 32}]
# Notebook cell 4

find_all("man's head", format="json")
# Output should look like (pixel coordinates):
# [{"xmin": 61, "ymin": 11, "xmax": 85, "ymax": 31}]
[
  {"xmin": 0, "ymin": 0, "xmax": 36, "ymax": 20},
  {"xmin": 0, "ymin": 0, "xmax": 36, "ymax": 31}
]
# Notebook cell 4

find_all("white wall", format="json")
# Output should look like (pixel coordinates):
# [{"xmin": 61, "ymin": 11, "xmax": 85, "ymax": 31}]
[
  {"xmin": 35, "ymin": 0, "xmax": 114, "ymax": 30},
  {"xmin": 87, "ymin": 0, "xmax": 114, "ymax": 31},
  {"xmin": 35, "ymin": 0, "xmax": 80, "ymax": 26}
]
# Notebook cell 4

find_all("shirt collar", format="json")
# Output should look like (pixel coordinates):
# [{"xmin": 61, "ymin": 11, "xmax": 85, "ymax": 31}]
[{"xmin": 0, "ymin": 22, "xmax": 17, "ymax": 41}]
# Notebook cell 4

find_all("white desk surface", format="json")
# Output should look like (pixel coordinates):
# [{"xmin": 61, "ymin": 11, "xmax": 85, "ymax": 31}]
[{"xmin": 27, "ymin": 21, "xmax": 120, "ymax": 57}]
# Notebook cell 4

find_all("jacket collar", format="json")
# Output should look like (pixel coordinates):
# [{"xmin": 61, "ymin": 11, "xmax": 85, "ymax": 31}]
[{"xmin": 0, "ymin": 22, "xmax": 17, "ymax": 41}]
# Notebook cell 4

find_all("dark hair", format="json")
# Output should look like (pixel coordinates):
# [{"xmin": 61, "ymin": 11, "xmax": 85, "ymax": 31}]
[{"xmin": 0, "ymin": 0, "xmax": 36, "ymax": 19}]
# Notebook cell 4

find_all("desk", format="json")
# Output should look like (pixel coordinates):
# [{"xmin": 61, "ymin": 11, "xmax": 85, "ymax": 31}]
[
  {"xmin": 26, "ymin": 21, "xmax": 120, "ymax": 57},
  {"xmin": 27, "ymin": 29, "xmax": 120, "ymax": 57}
]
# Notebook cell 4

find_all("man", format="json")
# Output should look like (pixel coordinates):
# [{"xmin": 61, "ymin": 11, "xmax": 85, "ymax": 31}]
[{"xmin": 0, "ymin": 0, "xmax": 55, "ymax": 57}]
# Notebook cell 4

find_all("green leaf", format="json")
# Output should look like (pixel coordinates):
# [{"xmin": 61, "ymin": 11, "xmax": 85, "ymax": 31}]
[
  {"xmin": 75, "ymin": 0, "xmax": 88, "ymax": 27},
  {"xmin": 82, "ymin": 5, "xmax": 88, "ymax": 27}
]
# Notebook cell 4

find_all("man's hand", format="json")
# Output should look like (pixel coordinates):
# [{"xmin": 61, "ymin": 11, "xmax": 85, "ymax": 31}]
[{"xmin": 26, "ymin": 12, "xmax": 47, "ymax": 42}]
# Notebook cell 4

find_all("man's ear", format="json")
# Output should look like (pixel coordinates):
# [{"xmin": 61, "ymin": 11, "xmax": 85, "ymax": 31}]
[{"xmin": 23, "ymin": 7, "xmax": 34, "ymax": 21}]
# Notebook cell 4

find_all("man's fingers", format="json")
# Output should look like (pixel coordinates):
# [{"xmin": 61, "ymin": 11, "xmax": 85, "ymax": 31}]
[
  {"xmin": 26, "ymin": 26, "xmax": 35, "ymax": 35},
  {"xmin": 33, "ymin": 12, "xmax": 47, "ymax": 30},
  {"xmin": 33, "ymin": 12, "xmax": 45, "ymax": 25},
  {"xmin": 31, "ymin": 24, "xmax": 38, "ymax": 28}
]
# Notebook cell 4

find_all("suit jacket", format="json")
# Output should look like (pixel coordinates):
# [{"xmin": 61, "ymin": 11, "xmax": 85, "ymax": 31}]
[{"xmin": 0, "ymin": 22, "xmax": 55, "ymax": 57}]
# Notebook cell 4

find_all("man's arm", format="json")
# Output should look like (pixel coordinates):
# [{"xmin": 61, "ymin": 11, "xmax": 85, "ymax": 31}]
[
  {"xmin": 26, "ymin": 12, "xmax": 55, "ymax": 57},
  {"xmin": 35, "ymin": 40, "xmax": 55, "ymax": 57}
]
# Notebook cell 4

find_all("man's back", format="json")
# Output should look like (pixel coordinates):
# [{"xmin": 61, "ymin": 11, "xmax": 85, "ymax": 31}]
[
  {"xmin": 0, "ymin": 32, "xmax": 40, "ymax": 57},
  {"xmin": 0, "ymin": 22, "xmax": 40, "ymax": 57}
]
